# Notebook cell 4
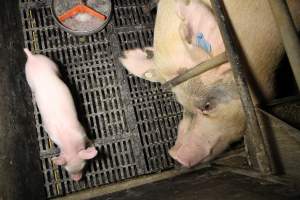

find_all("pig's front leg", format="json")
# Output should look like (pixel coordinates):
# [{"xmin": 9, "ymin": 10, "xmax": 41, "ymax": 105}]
[{"xmin": 119, "ymin": 47, "xmax": 162, "ymax": 82}]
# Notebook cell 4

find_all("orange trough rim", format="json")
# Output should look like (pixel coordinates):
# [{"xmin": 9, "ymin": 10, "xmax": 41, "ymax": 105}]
[{"xmin": 58, "ymin": 4, "xmax": 107, "ymax": 22}]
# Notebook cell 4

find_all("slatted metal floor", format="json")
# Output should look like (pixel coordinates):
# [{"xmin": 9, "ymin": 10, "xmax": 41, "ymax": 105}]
[{"xmin": 19, "ymin": 0, "xmax": 182, "ymax": 198}]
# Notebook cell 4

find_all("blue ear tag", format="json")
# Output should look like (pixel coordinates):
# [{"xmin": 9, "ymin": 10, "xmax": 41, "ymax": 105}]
[{"xmin": 196, "ymin": 32, "xmax": 212, "ymax": 54}]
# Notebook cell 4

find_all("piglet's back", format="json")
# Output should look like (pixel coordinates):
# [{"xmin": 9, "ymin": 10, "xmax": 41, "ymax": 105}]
[{"xmin": 24, "ymin": 49, "xmax": 79, "ymax": 131}]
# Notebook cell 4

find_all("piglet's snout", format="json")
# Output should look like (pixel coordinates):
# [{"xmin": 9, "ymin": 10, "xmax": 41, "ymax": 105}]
[{"xmin": 70, "ymin": 173, "xmax": 82, "ymax": 182}]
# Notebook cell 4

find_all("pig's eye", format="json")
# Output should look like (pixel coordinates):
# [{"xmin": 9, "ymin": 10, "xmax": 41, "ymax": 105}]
[
  {"xmin": 196, "ymin": 98, "xmax": 216, "ymax": 115},
  {"xmin": 201, "ymin": 102, "xmax": 211, "ymax": 115},
  {"xmin": 204, "ymin": 102, "xmax": 211, "ymax": 111},
  {"xmin": 199, "ymin": 102, "xmax": 213, "ymax": 115}
]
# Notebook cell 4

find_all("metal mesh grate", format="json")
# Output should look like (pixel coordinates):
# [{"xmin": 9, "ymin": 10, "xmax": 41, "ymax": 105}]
[{"xmin": 19, "ymin": 0, "xmax": 182, "ymax": 198}]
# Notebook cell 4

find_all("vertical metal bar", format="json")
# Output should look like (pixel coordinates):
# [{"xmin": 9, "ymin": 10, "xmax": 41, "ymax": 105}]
[
  {"xmin": 268, "ymin": 0, "xmax": 300, "ymax": 90},
  {"xmin": 210, "ymin": 0, "xmax": 273, "ymax": 174}
]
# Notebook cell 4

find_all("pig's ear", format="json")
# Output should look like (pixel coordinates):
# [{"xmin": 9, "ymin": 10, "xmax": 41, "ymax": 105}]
[
  {"xmin": 175, "ymin": 0, "xmax": 190, "ymax": 20},
  {"xmin": 52, "ymin": 156, "xmax": 66, "ymax": 166},
  {"xmin": 176, "ymin": 2, "xmax": 195, "ymax": 48},
  {"xmin": 119, "ymin": 48, "xmax": 162, "ymax": 82},
  {"xmin": 176, "ymin": 1, "xmax": 216, "ymax": 55},
  {"xmin": 78, "ymin": 147, "xmax": 98, "ymax": 160},
  {"xmin": 176, "ymin": 0, "xmax": 193, "ymax": 44}
]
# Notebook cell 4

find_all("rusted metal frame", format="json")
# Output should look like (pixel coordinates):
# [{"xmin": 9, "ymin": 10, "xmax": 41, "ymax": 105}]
[
  {"xmin": 256, "ymin": 107, "xmax": 300, "ymax": 182},
  {"xmin": 213, "ymin": 165, "xmax": 292, "ymax": 185},
  {"xmin": 257, "ymin": 108, "xmax": 300, "ymax": 143},
  {"xmin": 268, "ymin": 0, "xmax": 300, "ymax": 91},
  {"xmin": 210, "ymin": 0, "xmax": 273, "ymax": 174},
  {"xmin": 162, "ymin": 52, "xmax": 228, "ymax": 89}
]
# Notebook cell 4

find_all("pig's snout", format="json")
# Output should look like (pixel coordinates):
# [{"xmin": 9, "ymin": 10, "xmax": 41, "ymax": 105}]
[
  {"xmin": 169, "ymin": 142, "xmax": 209, "ymax": 168},
  {"xmin": 52, "ymin": 147, "xmax": 98, "ymax": 181},
  {"xmin": 168, "ymin": 112, "xmax": 210, "ymax": 167},
  {"xmin": 168, "ymin": 96, "xmax": 245, "ymax": 167},
  {"xmin": 70, "ymin": 173, "xmax": 82, "ymax": 182}
]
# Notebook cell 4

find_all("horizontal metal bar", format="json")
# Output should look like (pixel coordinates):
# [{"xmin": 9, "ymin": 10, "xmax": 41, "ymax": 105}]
[
  {"xmin": 162, "ymin": 52, "xmax": 228, "ymax": 90},
  {"xmin": 267, "ymin": 95, "xmax": 300, "ymax": 107},
  {"xmin": 53, "ymin": 147, "xmax": 246, "ymax": 200},
  {"xmin": 213, "ymin": 165, "xmax": 292, "ymax": 185},
  {"xmin": 53, "ymin": 164, "xmax": 212, "ymax": 200},
  {"xmin": 210, "ymin": 0, "xmax": 273, "ymax": 175},
  {"xmin": 268, "ymin": 0, "xmax": 300, "ymax": 91}
]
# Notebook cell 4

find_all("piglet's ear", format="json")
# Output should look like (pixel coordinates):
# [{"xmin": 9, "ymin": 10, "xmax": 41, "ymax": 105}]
[
  {"xmin": 52, "ymin": 156, "xmax": 66, "ymax": 166},
  {"xmin": 78, "ymin": 147, "xmax": 98, "ymax": 160}
]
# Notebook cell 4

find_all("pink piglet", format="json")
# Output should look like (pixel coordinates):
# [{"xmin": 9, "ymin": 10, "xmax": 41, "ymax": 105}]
[{"xmin": 24, "ymin": 48, "xmax": 97, "ymax": 181}]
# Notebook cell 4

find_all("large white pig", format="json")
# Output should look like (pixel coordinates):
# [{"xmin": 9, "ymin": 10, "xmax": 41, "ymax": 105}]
[
  {"xmin": 120, "ymin": 0, "xmax": 300, "ymax": 167},
  {"xmin": 24, "ymin": 49, "xmax": 98, "ymax": 181}
]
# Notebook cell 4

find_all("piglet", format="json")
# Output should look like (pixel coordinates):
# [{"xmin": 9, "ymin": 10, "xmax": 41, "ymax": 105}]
[{"xmin": 24, "ymin": 48, "xmax": 97, "ymax": 181}]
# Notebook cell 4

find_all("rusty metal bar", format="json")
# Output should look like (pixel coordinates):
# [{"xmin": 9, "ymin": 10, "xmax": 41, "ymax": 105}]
[
  {"xmin": 210, "ymin": 0, "xmax": 273, "ymax": 174},
  {"xmin": 162, "ymin": 52, "xmax": 228, "ymax": 89},
  {"xmin": 268, "ymin": 0, "xmax": 300, "ymax": 90}
]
